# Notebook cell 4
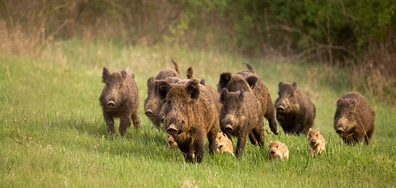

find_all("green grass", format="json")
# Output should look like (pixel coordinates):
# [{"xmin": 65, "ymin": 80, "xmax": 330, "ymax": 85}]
[{"xmin": 1, "ymin": 40, "xmax": 395, "ymax": 187}]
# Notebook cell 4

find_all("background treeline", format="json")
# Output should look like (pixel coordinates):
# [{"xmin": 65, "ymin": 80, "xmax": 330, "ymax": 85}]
[{"xmin": 0, "ymin": 0, "xmax": 395, "ymax": 102}]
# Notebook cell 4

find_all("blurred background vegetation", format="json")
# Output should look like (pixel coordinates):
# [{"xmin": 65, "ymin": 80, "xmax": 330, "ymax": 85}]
[{"xmin": 0, "ymin": 0, "xmax": 395, "ymax": 103}]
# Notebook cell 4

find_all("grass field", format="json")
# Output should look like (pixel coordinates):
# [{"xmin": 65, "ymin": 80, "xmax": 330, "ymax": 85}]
[{"xmin": 1, "ymin": 40, "xmax": 395, "ymax": 187}]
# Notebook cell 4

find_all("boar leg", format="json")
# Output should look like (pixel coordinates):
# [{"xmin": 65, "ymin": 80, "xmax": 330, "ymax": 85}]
[
  {"xmin": 103, "ymin": 113, "xmax": 115, "ymax": 136},
  {"xmin": 252, "ymin": 124, "xmax": 265, "ymax": 147},
  {"xmin": 291, "ymin": 122, "xmax": 303, "ymax": 134},
  {"xmin": 365, "ymin": 129, "xmax": 374, "ymax": 145},
  {"xmin": 265, "ymin": 96, "xmax": 279, "ymax": 135},
  {"xmin": 178, "ymin": 142, "xmax": 193, "ymax": 163},
  {"xmin": 236, "ymin": 131, "xmax": 247, "ymax": 158},
  {"xmin": 207, "ymin": 126, "xmax": 219, "ymax": 155},
  {"xmin": 119, "ymin": 117, "xmax": 131, "ymax": 136},
  {"xmin": 131, "ymin": 110, "xmax": 141, "ymax": 129},
  {"xmin": 194, "ymin": 139, "xmax": 205, "ymax": 163},
  {"xmin": 248, "ymin": 132, "xmax": 258, "ymax": 146}
]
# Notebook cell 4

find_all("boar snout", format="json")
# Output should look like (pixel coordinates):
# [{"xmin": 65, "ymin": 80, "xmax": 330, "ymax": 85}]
[
  {"xmin": 107, "ymin": 100, "xmax": 116, "ymax": 108},
  {"xmin": 310, "ymin": 140, "xmax": 316, "ymax": 145},
  {"xmin": 225, "ymin": 124, "xmax": 233, "ymax": 131},
  {"xmin": 167, "ymin": 124, "xmax": 178, "ymax": 135},
  {"xmin": 336, "ymin": 127, "xmax": 344, "ymax": 134},
  {"xmin": 145, "ymin": 109, "xmax": 153, "ymax": 116},
  {"xmin": 270, "ymin": 150, "xmax": 275, "ymax": 154},
  {"xmin": 276, "ymin": 106, "xmax": 285, "ymax": 112}
]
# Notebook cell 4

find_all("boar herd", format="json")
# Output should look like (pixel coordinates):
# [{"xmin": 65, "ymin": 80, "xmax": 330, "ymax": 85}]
[{"xmin": 99, "ymin": 61, "xmax": 376, "ymax": 163}]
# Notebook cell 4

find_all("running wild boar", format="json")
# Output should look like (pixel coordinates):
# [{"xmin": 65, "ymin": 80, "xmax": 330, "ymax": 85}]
[
  {"xmin": 219, "ymin": 88, "xmax": 265, "ymax": 158},
  {"xmin": 158, "ymin": 79, "xmax": 219, "ymax": 163},
  {"xmin": 334, "ymin": 92, "xmax": 375, "ymax": 144},
  {"xmin": 275, "ymin": 82, "xmax": 316, "ymax": 134},
  {"xmin": 100, "ymin": 67, "xmax": 140, "ymax": 136},
  {"xmin": 144, "ymin": 61, "xmax": 181, "ymax": 128}
]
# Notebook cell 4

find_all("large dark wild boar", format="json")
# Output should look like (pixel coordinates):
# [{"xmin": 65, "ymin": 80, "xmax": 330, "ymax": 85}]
[
  {"xmin": 158, "ymin": 79, "xmax": 219, "ymax": 163},
  {"xmin": 275, "ymin": 82, "xmax": 316, "ymax": 134},
  {"xmin": 100, "ymin": 67, "xmax": 140, "ymax": 136},
  {"xmin": 237, "ymin": 63, "xmax": 278, "ymax": 135},
  {"xmin": 218, "ymin": 64, "xmax": 278, "ymax": 135},
  {"xmin": 219, "ymin": 88, "xmax": 265, "ymax": 158},
  {"xmin": 334, "ymin": 92, "xmax": 375, "ymax": 144},
  {"xmin": 144, "ymin": 61, "xmax": 181, "ymax": 128}
]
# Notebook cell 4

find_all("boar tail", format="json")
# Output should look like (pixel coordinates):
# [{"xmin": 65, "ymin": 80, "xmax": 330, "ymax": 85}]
[
  {"xmin": 245, "ymin": 63, "xmax": 256, "ymax": 74},
  {"xmin": 171, "ymin": 58, "xmax": 181, "ymax": 74}
]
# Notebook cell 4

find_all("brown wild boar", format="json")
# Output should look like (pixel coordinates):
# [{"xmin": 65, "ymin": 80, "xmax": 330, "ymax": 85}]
[
  {"xmin": 334, "ymin": 92, "xmax": 375, "ymax": 144},
  {"xmin": 219, "ymin": 88, "xmax": 265, "ymax": 158},
  {"xmin": 158, "ymin": 79, "xmax": 219, "ymax": 163},
  {"xmin": 275, "ymin": 82, "xmax": 316, "ymax": 134},
  {"xmin": 307, "ymin": 128, "xmax": 326, "ymax": 157},
  {"xmin": 217, "ymin": 64, "xmax": 278, "ymax": 135},
  {"xmin": 268, "ymin": 141, "xmax": 289, "ymax": 161},
  {"xmin": 237, "ymin": 63, "xmax": 279, "ymax": 135},
  {"xmin": 100, "ymin": 67, "xmax": 140, "ymax": 136},
  {"xmin": 144, "ymin": 61, "xmax": 181, "ymax": 128}
]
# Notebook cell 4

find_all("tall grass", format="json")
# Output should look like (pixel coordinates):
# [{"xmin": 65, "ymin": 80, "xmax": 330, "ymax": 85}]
[{"xmin": 0, "ymin": 40, "xmax": 395, "ymax": 187}]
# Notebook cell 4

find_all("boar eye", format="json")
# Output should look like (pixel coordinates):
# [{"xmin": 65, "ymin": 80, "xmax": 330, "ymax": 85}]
[
  {"xmin": 288, "ymin": 95, "xmax": 293, "ymax": 99},
  {"xmin": 119, "ymin": 84, "xmax": 122, "ymax": 89},
  {"xmin": 316, "ymin": 135, "xmax": 318, "ymax": 138},
  {"xmin": 276, "ymin": 146, "xmax": 278, "ymax": 148}
]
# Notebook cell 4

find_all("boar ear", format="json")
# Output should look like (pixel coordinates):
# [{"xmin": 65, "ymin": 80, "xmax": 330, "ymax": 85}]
[
  {"xmin": 102, "ymin": 67, "xmax": 111, "ymax": 83},
  {"xmin": 245, "ymin": 63, "xmax": 256, "ymax": 74},
  {"xmin": 171, "ymin": 58, "xmax": 180, "ymax": 74},
  {"xmin": 200, "ymin": 78, "xmax": 206, "ymax": 86},
  {"xmin": 220, "ymin": 88, "xmax": 229, "ymax": 103},
  {"xmin": 186, "ymin": 79, "xmax": 200, "ymax": 100},
  {"xmin": 246, "ymin": 76, "xmax": 259, "ymax": 89},
  {"xmin": 278, "ymin": 82, "xmax": 284, "ymax": 89},
  {"xmin": 187, "ymin": 67, "xmax": 194, "ymax": 79},
  {"xmin": 147, "ymin": 77, "xmax": 154, "ymax": 86},
  {"xmin": 292, "ymin": 82, "xmax": 298, "ymax": 89},
  {"xmin": 336, "ymin": 98, "xmax": 342, "ymax": 105},
  {"xmin": 218, "ymin": 73, "xmax": 232, "ymax": 92},
  {"xmin": 157, "ymin": 81, "xmax": 172, "ymax": 100},
  {"xmin": 121, "ymin": 70, "xmax": 127, "ymax": 80},
  {"xmin": 130, "ymin": 73, "xmax": 135, "ymax": 78}
]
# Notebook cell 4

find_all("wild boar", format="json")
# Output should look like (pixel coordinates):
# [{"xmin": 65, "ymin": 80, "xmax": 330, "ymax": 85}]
[
  {"xmin": 219, "ymin": 88, "xmax": 265, "ymax": 158},
  {"xmin": 217, "ymin": 66, "xmax": 278, "ymax": 135},
  {"xmin": 237, "ymin": 63, "xmax": 279, "ymax": 135},
  {"xmin": 275, "ymin": 82, "xmax": 316, "ymax": 134},
  {"xmin": 334, "ymin": 92, "xmax": 375, "ymax": 144},
  {"xmin": 100, "ymin": 67, "xmax": 140, "ymax": 136},
  {"xmin": 144, "ymin": 61, "xmax": 181, "ymax": 128},
  {"xmin": 158, "ymin": 79, "xmax": 220, "ymax": 163}
]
